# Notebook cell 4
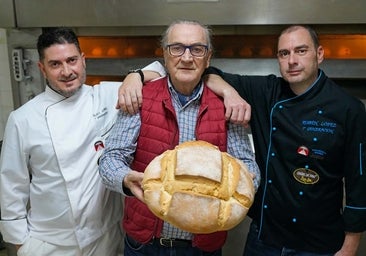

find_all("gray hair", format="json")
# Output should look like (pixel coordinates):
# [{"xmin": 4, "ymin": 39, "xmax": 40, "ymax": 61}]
[{"xmin": 161, "ymin": 20, "xmax": 213, "ymax": 50}]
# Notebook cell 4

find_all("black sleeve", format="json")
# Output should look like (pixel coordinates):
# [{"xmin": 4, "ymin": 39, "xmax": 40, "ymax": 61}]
[
  {"xmin": 343, "ymin": 100, "xmax": 366, "ymax": 232},
  {"xmin": 205, "ymin": 66, "xmax": 280, "ymax": 106},
  {"xmin": 204, "ymin": 66, "xmax": 249, "ymax": 98}
]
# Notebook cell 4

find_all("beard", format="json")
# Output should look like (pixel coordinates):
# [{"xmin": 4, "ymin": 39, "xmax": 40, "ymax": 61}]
[
  {"xmin": 46, "ymin": 72, "xmax": 86, "ymax": 98},
  {"xmin": 59, "ymin": 86, "xmax": 82, "ymax": 98},
  {"xmin": 46, "ymin": 79, "xmax": 83, "ymax": 98}
]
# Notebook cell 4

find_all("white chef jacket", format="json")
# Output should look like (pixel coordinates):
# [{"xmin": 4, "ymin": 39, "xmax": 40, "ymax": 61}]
[{"xmin": 0, "ymin": 82, "xmax": 122, "ymax": 248}]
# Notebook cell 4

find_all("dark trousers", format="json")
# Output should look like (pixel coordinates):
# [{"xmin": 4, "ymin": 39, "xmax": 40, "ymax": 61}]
[
  {"xmin": 124, "ymin": 235, "xmax": 222, "ymax": 256},
  {"xmin": 243, "ymin": 221, "xmax": 334, "ymax": 256}
]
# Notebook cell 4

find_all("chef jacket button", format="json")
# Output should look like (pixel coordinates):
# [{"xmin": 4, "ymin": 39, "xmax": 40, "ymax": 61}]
[
  {"xmin": 279, "ymin": 105, "xmax": 283, "ymax": 109},
  {"xmin": 271, "ymin": 152, "xmax": 275, "ymax": 157},
  {"xmin": 272, "ymin": 127, "xmax": 277, "ymax": 131},
  {"xmin": 264, "ymin": 204, "xmax": 268, "ymax": 209},
  {"xmin": 292, "ymin": 218, "xmax": 297, "ymax": 223},
  {"xmin": 305, "ymin": 165, "xmax": 309, "ymax": 169},
  {"xmin": 299, "ymin": 191, "xmax": 304, "ymax": 196},
  {"xmin": 318, "ymin": 110, "xmax": 323, "ymax": 115},
  {"xmin": 313, "ymin": 137, "xmax": 318, "ymax": 142},
  {"xmin": 268, "ymin": 179, "xmax": 272, "ymax": 184}
]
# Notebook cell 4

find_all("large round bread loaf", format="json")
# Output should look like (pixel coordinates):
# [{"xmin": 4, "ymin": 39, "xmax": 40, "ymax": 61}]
[{"xmin": 142, "ymin": 140, "xmax": 255, "ymax": 234}]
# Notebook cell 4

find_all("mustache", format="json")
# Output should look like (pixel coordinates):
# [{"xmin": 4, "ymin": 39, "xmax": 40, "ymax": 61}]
[{"xmin": 59, "ymin": 75, "xmax": 77, "ymax": 82}]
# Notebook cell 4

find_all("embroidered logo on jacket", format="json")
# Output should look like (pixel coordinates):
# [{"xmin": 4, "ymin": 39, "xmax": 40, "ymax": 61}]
[
  {"xmin": 293, "ymin": 168, "xmax": 319, "ymax": 185},
  {"xmin": 297, "ymin": 146, "xmax": 309, "ymax": 156},
  {"xmin": 94, "ymin": 140, "xmax": 105, "ymax": 151},
  {"xmin": 302, "ymin": 120, "xmax": 336, "ymax": 134},
  {"xmin": 93, "ymin": 107, "xmax": 108, "ymax": 119}
]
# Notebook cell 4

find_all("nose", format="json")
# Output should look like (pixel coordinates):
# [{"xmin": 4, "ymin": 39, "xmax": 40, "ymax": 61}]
[
  {"xmin": 181, "ymin": 48, "xmax": 193, "ymax": 60},
  {"xmin": 288, "ymin": 52, "xmax": 298, "ymax": 64},
  {"xmin": 61, "ymin": 63, "xmax": 72, "ymax": 76}
]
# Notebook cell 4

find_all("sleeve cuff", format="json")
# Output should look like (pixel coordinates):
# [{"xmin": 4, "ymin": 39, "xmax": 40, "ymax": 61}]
[
  {"xmin": 122, "ymin": 185, "xmax": 134, "ymax": 197},
  {"xmin": 142, "ymin": 61, "xmax": 167, "ymax": 78},
  {"xmin": 0, "ymin": 218, "xmax": 29, "ymax": 244},
  {"xmin": 203, "ymin": 66, "xmax": 223, "ymax": 76},
  {"xmin": 343, "ymin": 206, "xmax": 366, "ymax": 232}
]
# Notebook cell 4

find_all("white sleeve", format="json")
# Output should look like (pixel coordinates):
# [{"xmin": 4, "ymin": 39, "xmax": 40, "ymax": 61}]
[
  {"xmin": 0, "ymin": 113, "xmax": 30, "ymax": 244},
  {"xmin": 141, "ymin": 61, "xmax": 167, "ymax": 77}
]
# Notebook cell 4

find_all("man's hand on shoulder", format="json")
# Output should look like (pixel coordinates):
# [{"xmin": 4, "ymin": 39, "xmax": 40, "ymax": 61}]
[
  {"xmin": 205, "ymin": 73, "xmax": 251, "ymax": 127},
  {"xmin": 223, "ymin": 87, "xmax": 251, "ymax": 128},
  {"xmin": 116, "ymin": 73, "xmax": 143, "ymax": 115},
  {"xmin": 116, "ymin": 66, "xmax": 163, "ymax": 114}
]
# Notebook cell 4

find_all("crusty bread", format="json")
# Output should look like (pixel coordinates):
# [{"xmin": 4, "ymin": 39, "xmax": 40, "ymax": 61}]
[{"xmin": 142, "ymin": 140, "xmax": 255, "ymax": 234}]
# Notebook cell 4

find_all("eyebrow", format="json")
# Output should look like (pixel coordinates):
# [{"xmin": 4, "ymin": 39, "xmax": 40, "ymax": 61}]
[
  {"xmin": 278, "ymin": 44, "xmax": 310, "ymax": 52},
  {"xmin": 47, "ymin": 55, "xmax": 79, "ymax": 63},
  {"xmin": 294, "ymin": 44, "xmax": 310, "ymax": 49}
]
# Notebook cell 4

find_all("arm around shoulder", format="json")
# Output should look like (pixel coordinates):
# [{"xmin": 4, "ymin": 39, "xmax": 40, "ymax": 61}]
[
  {"xmin": 204, "ymin": 67, "xmax": 251, "ymax": 127},
  {"xmin": 117, "ymin": 61, "xmax": 166, "ymax": 114}
]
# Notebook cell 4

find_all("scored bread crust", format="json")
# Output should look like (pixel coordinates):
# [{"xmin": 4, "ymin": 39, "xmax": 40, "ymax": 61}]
[{"xmin": 142, "ymin": 140, "xmax": 255, "ymax": 234}]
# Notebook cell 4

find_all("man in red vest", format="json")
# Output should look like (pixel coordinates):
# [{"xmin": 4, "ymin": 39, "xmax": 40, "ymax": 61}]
[{"xmin": 99, "ymin": 20, "xmax": 260, "ymax": 256}]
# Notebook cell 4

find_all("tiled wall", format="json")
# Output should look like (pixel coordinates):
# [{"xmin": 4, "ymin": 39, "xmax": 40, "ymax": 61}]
[{"xmin": 0, "ymin": 28, "xmax": 14, "ymax": 140}]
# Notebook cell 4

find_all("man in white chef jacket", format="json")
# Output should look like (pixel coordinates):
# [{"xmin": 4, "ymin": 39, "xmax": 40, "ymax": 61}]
[{"xmin": 0, "ymin": 27, "xmax": 123, "ymax": 256}]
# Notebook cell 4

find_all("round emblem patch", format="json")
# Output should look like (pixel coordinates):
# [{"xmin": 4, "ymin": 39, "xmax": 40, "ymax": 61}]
[{"xmin": 293, "ymin": 168, "xmax": 319, "ymax": 184}]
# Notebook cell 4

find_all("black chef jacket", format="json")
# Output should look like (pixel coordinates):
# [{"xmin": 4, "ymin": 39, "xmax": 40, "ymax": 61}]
[{"xmin": 207, "ymin": 68, "xmax": 366, "ymax": 253}]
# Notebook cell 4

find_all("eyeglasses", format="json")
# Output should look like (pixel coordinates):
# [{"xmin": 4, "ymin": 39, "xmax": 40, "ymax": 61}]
[{"xmin": 166, "ymin": 43, "xmax": 208, "ymax": 57}]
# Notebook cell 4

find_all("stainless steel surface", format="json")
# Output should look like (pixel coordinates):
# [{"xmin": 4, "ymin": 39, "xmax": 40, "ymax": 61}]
[
  {"xmin": 15, "ymin": 49, "xmax": 45, "ymax": 105},
  {"xmin": 0, "ymin": 0, "xmax": 15, "ymax": 28},
  {"xmin": 8, "ymin": 0, "xmax": 366, "ymax": 28}
]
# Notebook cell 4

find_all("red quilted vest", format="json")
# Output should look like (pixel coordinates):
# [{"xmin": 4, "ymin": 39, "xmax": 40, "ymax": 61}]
[{"xmin": 123, "ymin": 77, "xmax": 228, "ymax": 252}]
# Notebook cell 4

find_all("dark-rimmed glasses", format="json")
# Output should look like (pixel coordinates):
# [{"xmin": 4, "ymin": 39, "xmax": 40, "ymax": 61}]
[{"xmin": 166, "ymin": 43, "xmax": 208, "ymax": 57}]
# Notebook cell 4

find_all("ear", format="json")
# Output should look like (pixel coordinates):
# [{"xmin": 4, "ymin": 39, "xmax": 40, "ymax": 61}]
[
  {"xmin": 37, "ymin": 61, "xmax": 47, "ymax": 78},
  {"xmin": 205, "ymin": 50, "xmax": 213, "ymax": 68},
  {"xmin": 81, "ymin": 52, "xmax": 86, "ymax": 68},
  {"xmin": 317, "ymin": 45, "xmax": 324, "ymax": 64},
  {"xmin": 163, "ymin": 49, "xmax": 168, "ymax": 68}
]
